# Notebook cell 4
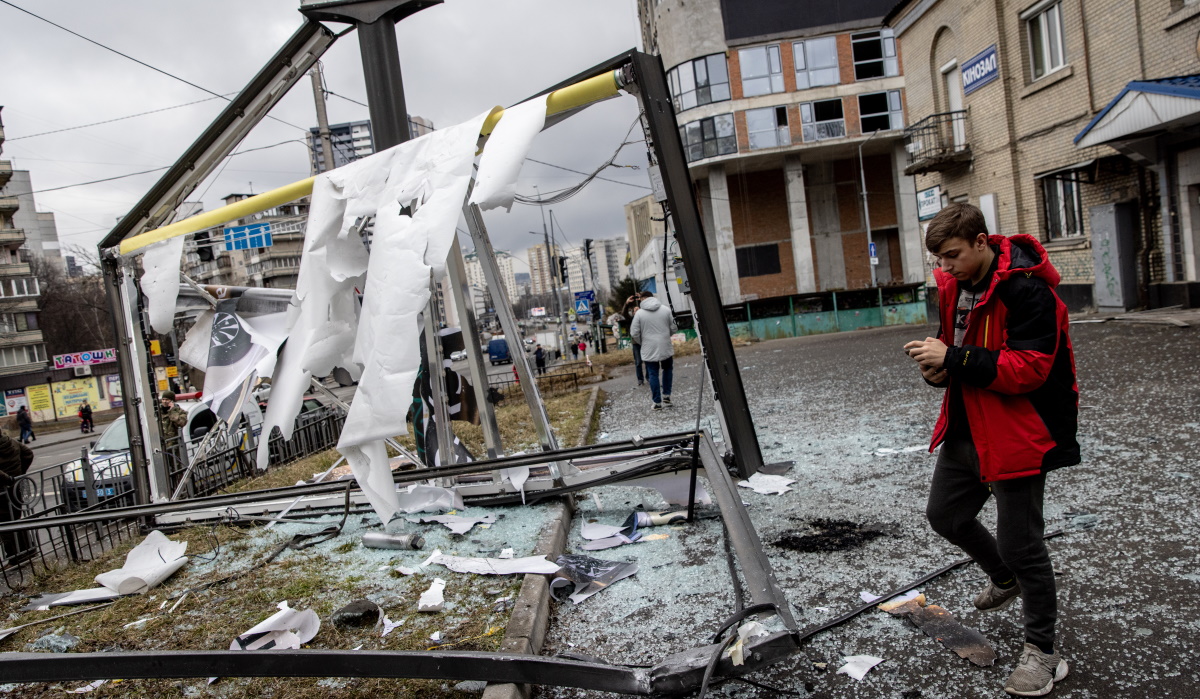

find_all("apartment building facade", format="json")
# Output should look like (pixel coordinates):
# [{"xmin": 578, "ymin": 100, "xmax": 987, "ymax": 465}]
[
  {"xmin": 0, "ymin": 107, "xmax": 49, "ymax": 377},
  {"xmin": 566, "ymin": 237, "xmax": 630, "ymax": 301},
  {"xmin": 308, "ymin": 116, "xmax": 435, "ymax": 174},
  {"xmin": 526, "ymin": 242, "xmax": 562, "ymax": 297},
  {"xmin": 636, "ymin": 0, "xmax": 925, "ymax": 307},
  {"xmin": 887, "ymin": 0, "xmax": 1200, "ymax": 311}
]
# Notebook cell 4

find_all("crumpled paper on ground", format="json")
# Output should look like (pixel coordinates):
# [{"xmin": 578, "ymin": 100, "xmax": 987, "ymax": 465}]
[
  {"xmin": 256, "ymin": 109, "xmax": 494, "ymax": 525},
  {"xmin": 230, "ymin": 601, "xmax": 320, "ymax": 651},
  {"xmin": 95, "ymin": 530, "xmax": 188, "ymax": 595},
  {"xmin": 140, "ymin": 235, "xmax": 186, "ymax": 335},
  {"xmin": 394, "ymin": 484, "xmax": 464, "ymax": 514},
  {"xmin": 737, "ymin": 472, "xmax": 795, "ymax": 495},
  {"xmin": 500, "ymin": 466, "xmax": 530, "ymax": 504},
  {"xmin": 837, "ymin": 655, "xmax": 884, "ymax": 680},
  {"xmin": 425, "ymin": 553, "xmax": 559, "ymax": 576},
  {"xmin": 418, "ymin": 578, "xmax": 446, "ymax": 612}
]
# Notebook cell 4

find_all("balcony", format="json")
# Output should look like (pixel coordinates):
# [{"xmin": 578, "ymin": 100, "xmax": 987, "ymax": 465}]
[
  {"xmin": 0, "ymin": 262, "xmax": 31, "ymax": 276},
  {"xmin": 0, "ymin": 160, "xmax": 11, "ymax": 188},
  {"xmin": 0, "ymin": 330, "xmax": 43, "ymax": 348},
  {"xmin": 903, "ymin": 110, "xmax": 972, "ymax": 176},
  {"xmin": 0, "ymin": 228, "xmax": 25, "ymax": 246},
  {"xmin": 0, "ymin": 196, "xmax": 18, "ymax": 213}
]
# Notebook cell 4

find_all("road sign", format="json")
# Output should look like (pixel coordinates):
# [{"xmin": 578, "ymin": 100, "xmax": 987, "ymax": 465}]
[
  {"xmin": 571, "ymin": 324, "xmax": 577, "ymax": 332},
  {"xmin": 574, "ymin": 298, "xmax": 591, "ymax": 315},
  {"xmin": 224, "ymin": 222, "xmax": 273, "ymax": 251},
  {"xmin": 574, "ymin": 290, "xmax": 595, "ymax": 303},
  {"xmin": 869, "ymin": 241, "xmax": 879, "ymax": 266}
]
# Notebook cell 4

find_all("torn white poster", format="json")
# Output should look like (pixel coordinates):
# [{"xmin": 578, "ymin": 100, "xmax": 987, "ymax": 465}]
[
  {"xmin": 395, "ymin": 483, "xmax": 464, "ymax": 514},
  {"xmin": 469, "ymin": 95, "xmax": 548, "ymax": 212},
  {"xmin": 626, "ymin": 472, "xmax": 712, "ymax": 506},
  {"xmin": 140, "ymin": 235, "xmax": 186, "ymax": 335},
  {"xmin": 419, "ymin": 549, "xmax": 443, "ymax": 567},
  {"xmin": 425, "ymin": 553, "xmax": 559, "ymax": 576},
  {"xmin": 230, "ymin": 601, "xmax": 320, "ymax": 651},
  {"xmin": 178, "ymin": 309, "xmax": 214, "ymax": 371},
  {"xmin": 202, "ymin": 301, "xmax": 286, "ymax": 421},
  {"xmin": 256, "ymin": 109, "xmax": 494, "ymax": 525},
  {"xmin": 418, "ymin": 578, "xmax": 446, "ymax": 612},
  {"xmin": 736, "ymin": 472, "xmax": 796, "ymax": 495},
  {"xmin": 837, "ymin": 655, "xmax": 884, "ymax": 681},
  {"xmin": 500, "ymin": 466, "xmax": 530, "ymax": 504},
  {"xmin": 409, "ymin": 513, "xmax": 497, "ymax": 535},
  {"xmin": 21, "ymin": 587, "xmax": 122, "ymax": 611},
  {"xmin": 94, "ymin": 530, "xmax": 188, "ymax": 595}
]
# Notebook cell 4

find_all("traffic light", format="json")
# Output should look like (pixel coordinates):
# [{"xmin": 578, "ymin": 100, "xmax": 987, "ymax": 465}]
[{"xmin": 558, "ymin": 256, "xmax": 569, "ymax": 283}]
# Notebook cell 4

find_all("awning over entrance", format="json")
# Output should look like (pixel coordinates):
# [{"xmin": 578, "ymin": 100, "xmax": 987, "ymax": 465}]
[{"xmin": 1075, "ymin": 75, "xmax": 1200, "ymax": 148}]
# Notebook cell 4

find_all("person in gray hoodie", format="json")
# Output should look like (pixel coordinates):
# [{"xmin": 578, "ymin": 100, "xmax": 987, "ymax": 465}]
[{"xmin": 629, "ymin": 295, "xmax": 678, "ymax": 409}]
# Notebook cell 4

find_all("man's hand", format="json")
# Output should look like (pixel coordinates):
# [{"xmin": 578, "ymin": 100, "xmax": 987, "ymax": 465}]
[
  {"xmin": 904, "ymin": 337, "xmax": 949, "ymax": 369},
  {"xmin": 920, "ymin": 363, "xmax": 949, "ymax": 385}
]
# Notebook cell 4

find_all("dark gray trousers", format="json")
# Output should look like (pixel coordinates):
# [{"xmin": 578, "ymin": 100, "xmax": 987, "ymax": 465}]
[{"xmin": 926, "ymin": 437, "xmax": 1057, "ymax": 648}]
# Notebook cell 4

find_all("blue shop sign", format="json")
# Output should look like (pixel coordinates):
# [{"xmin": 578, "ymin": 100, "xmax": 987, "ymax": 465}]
[{"xmin": 961, "ymin": 45, "xmax": 999, "ymax": 95}]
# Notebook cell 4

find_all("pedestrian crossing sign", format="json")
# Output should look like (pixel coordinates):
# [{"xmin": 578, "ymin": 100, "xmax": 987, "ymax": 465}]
[{"xmin": 574, "ymin": 298, "xmax": 591, "ymax": 315}]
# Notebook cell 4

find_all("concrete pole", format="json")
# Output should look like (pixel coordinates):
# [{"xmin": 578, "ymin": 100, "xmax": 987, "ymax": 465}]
[
  {"xmin": 308, "ymin": 64, "xmax": 335, "ymax": 175},
  {"xmin": 859, "ymin": 130, "xmax": 880, "ymax": 288}
]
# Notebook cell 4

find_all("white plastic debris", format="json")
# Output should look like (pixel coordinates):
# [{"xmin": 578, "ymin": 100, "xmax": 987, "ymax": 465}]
[
  {"xmin": 500, "ymin": 466, "xmax": 530, "ymax": 504},
  {"xmin": 874, "ymin": 445, "xmax": 925, "ymax": 456},
  {"xmin": 498, "ymin": 548, "xmax": 514, "ymax": 559},
  {"xmin": 140, "ymin": 235, "xmax": 186, "ymax": 335},
  {"xmin": 66, "ymin": 680, "xmax": 107, "ymax": 694},
  {"xmin": 426, "ymin": 553, "xmax": 559, "ymax": 576},
  {"xmin": 736, "ymin": 472, "xmax": 796, "ymax": 495},
  {"xmin": 469, "ymin": 95, "xmax": 549, "ymax": 212},
  {"xmin": 419, "ymin": 549, "xmax": 443, "ymax": 567},
  {"xmin": 379, "ymin": 612, "xmax": 404, "ymax": 638},
  {"xmin": 395, "ymin": 566, "xmax": 419, "ymax": 576},
  {"xmin": 837, "ymin": 655, "xmax": 884, "ymax": 681},
  {"xmin": 419, "ymin": 578, "xmax": 447, "ymax": 612},
  {"xmin": 95, "ymin": 530, "xmax": 188, "ymax": 595},
  {"xmin": 395, "ymin": 484, "xmax": 464, "ymax": 513},
  {"xmin": 626, "ymin": 472, "xmax": 712, "ymax": 506},
  {"xmin": 580, "ymin": 522, "xmax": 625, "ymax": 541},
  {"xmin": 429, "ymin": 630, "xmax": 442, "ymax": 642},
  {"xmin": 230, "ymin": 601, "xmax": 320, "ymax": 651}
]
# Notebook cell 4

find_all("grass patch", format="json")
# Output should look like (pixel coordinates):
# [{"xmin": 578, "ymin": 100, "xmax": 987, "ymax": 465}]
[{"xmin": 588, "ymin": 339, "xmax": 701, "ymax": 374}]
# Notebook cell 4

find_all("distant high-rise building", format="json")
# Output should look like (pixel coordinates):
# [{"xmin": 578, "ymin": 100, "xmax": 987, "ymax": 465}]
[
  {"xmin": 513, "ymin": 272, "xmax": 531, "ymax": 297},
  {"xmin": 308, "ymin": 116, "xmax": 435, "ymax": 174},
  {"xmin": 0, "ymin": 106, "xmax": 49, "ymax": 375},
  {"xmin": 567, "ymin": 237, "xmax": 630, "ymax": 299},
  {"xmin": 463, "ymin": 249, "xmax": 519, "ymax": 305},
  {"xmin": 527, "ymin": 243, "xmax": 561, "ymax": 296}
]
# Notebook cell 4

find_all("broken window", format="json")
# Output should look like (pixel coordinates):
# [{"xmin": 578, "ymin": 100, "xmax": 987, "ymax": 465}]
[
  {"xmin": 736, "ymin": 244, "xmax": 782, "ymax": 278},
  {"xmin": 851, "ymin": 29, "xmax": 899, "ymax": 81},
  {"xmin": 678, "ymin": 114, "xmax": 737, "ymax": 162},
  {"xmin": 858, "ymin": 90, "xmax": 904, "ymax": 133},
  {"xmin": 800, "ymin": 98, "xmax": 846, "ymax": 142},
  {"xmin": 746, "ymin": 106, "xmax": 790, "ymax": 150}
]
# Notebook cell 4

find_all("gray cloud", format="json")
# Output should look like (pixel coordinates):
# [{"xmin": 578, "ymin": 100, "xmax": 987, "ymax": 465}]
[{"xmin": 0, "ymin": 0, "xmax": 651, "ymax": 267}]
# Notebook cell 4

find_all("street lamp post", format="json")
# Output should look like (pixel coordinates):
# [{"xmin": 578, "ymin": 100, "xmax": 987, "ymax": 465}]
[{"xmin": 858, "ymin": 129, "xmax": 880, "ymax": 288}]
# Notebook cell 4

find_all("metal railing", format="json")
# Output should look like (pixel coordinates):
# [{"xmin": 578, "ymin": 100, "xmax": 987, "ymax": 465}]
[
  {"xmin": 487, "ymin": 371, "xmax": 580, "ymax": 403},
  {"xmin": 903, "ymin": 110, "xmax": 970, "ymax": 174},
  {"xmin": 0, "ymin": 409, "xmax": 346, "ymax": 590}
]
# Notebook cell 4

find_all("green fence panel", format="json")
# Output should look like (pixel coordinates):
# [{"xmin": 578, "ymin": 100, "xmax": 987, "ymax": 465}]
[
  {"xmin": 836, "ymin": 307, "xmax": 883, "ymax": 330},
  {"xmin": 749, "ymin": 317, "xmax": 793, "ymax": 341},
  {"xmin": 882, "ymin": 302, "xmax": 928, "ymax": 326},
  {"xmin": 793, "ymin": 310, "xmax": 840, "ymax": 336}
]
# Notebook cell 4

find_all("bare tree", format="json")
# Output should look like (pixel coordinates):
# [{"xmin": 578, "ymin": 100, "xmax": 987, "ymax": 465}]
[{"xmin": 29, "ymin": 254, "xmax": 114, "ymax": 355}]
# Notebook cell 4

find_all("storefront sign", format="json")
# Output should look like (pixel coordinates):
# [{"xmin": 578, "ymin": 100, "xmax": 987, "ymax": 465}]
[
  {"xmin": 962, "ymin": 45, "xmax": 999, "ymax": 95},
  {"xmin": 51, "ymin": 378, "xmax": 101, "ymax": 419},
  {"xmin": 917, "ymin": 185, "xmax": 943, "ymax": 221},
  {"xmin": 105, "ymin": 374, "xmax": 124, "ymax": 408},
  {"xmin": 53, "ymin": 348, "xmax": 117, "ymax": 370},
  {"xmin": 3, "ymin": 388, "xmax": 28, "ymax": 417},
  {"xmin": 26, "ymin": 384, "xmax": 52, "ymax": 412}
]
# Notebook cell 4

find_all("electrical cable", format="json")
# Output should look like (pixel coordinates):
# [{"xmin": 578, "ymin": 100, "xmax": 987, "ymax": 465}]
[
  {"xmin": 0, "ymin": 0, "xmax": 309, "ymax": 133},
  {"xmin": 513, "ymin": 116, "xmax": 644, "ymax": 207},
  {"xmin": 6, "ymin": 94, "xmax": 236, "ymax": 141}
]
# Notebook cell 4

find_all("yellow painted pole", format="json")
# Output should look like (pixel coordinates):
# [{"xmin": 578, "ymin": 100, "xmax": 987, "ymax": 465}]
[{"xmin": 117, "ymin": 70, "xmax": 623, "ymax": 257}]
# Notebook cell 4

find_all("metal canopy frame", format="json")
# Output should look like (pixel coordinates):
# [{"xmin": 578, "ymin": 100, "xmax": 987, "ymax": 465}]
[{"xmin": 49, "ymin": 8, "xmax": 793, "ymax": 691}]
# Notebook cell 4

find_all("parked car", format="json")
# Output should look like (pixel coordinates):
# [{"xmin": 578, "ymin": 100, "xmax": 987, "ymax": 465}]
[
  {"xmin": 450, "ymin": 349, "xmax": 468, "ymax": 362},
  {"xmin": 487, "ymin": 338, "xmax": 512, "ymax": 365}
]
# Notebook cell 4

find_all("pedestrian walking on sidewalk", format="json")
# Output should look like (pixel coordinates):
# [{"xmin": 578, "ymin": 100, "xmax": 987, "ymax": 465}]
[
  {"xmin": 570, "ymin": 341, "xmax": 579, "ymax": 361},
  {"xmin": 622, "ymin": 293, "xmax": 646, "ymax": 386},
  {"xmin": 534, "ymin": 344, "xmax": 546, "ymax": 376},
  {"xmin": 904, "ymin": 203, "xmax": 1079, "ymax": 698},
  {"xmin": 630, "ymin": 294, "xmax": 677, "ymax": 410},
  {"xmin": 78, "ymin": 401, "xmax": 94, "ymax": 434},
  {"xmin": 16, "ymin": 406, "xmax": 33, "ymax": 444}
]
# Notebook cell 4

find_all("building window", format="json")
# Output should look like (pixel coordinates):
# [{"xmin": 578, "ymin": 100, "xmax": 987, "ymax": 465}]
[
  {"xmin": 0, "ymin": 277, "xmax": 39, "ymax": 298},
  {"xmin": 1025, "ymin": 2, "xmax": 1065, "ymax": 80},
  {"xmin": 739, "ymin": 45, "xmax": 784, "ymax": 97},
  {"xmin": 858, "ymin": 91, "xmax": 904, "ymax": 133},
  {"xmin": 1042, "ymin": 177, "xmax": 1083, "ymax": 239},
  {"xmin": 746, "ymin": 107, "xmax": 791, "ymax": 150},
  {"xmin": 667, "ymin": 54, "xmax": 731, "ymax": 112},
  {"xmin": 678, "ymin": 115, "xmax": 737, "ymax": 162},
  {"xmin": 800, "ymin": 99, "xmax": 846, "ymax": 142},
  {"xmin": 736, "ymin": 244, "xmax": 782, "ymax": 278},
  {"xmin": 793, "ymin": 37, "xmax": 839, "ymax": 89},
  {"xmin": 851, "ymin": 29, "xmax": 899, "ymax": 81},
  {"xmin": 0, "ymin": 344, "xmax": 45, "ymax": 368}
]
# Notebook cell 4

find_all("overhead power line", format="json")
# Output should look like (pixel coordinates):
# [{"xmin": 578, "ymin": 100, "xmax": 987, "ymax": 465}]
[
  {"xmin": 6, "ymin": 94, "xmax": 236, "ymax": 141},
  {"xmin": 0, "ymin": 0, "xmax": 308, "ymax": 133}
]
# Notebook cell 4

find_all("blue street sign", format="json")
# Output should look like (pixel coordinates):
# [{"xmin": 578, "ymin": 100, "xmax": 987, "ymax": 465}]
[
  {"xmin": 574, "ymin": 290, "xmax": 596, "ymax": 303},
  {"xmin": 574, "ymin": 298, "xmax": 591, "ymax": 315},
  {"xmin": 962, "ymin": 45, "xmax": 999, "ymax": 95},
  {"xmin": 224, "ymin": 222, "xmax": 273, "ymax": 251},
  {"xmin": 869, "ymin": 242, "xmax": 877, "ymax": 257}
]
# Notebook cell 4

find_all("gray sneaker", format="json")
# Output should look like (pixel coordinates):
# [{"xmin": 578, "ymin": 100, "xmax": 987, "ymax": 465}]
[
  {"xmin": 975, "ymin": 580, "xmax": 1022, "ymax": 611},
  {"xmin": 1004, "ymin": 643, "xmax": 1068, "ymax": 696},
  {"xmin": 662, "ymin": 396, "xmax": 671, "ymax": 406},
  {"xmin": 652, "ymin": 403, "xmax": 663, "ymax": 411}
]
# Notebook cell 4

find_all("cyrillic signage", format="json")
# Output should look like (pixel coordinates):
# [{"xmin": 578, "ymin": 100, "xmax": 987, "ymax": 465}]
[
  {"xmin": 53, "ymin": 348, "xmax": 117, "ymax": 370},
  {"xmin": 917, "ymin": 186, "xmax": 943, "ymax": 221},
  {"xmin": 962, "ymin": 45, "xmax": 999, "ymax": 95}
]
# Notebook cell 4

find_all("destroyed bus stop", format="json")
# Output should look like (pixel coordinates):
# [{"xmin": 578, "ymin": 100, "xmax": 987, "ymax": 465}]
[{"xmin": 0, "ymin": 7, "xmax": 975, "ymax": 695}]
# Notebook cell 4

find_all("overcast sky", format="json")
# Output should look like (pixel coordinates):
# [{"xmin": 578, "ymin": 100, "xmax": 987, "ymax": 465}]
[{"xmin": 0, "ymin": 0, "xmax": 650, "ymax": 272}]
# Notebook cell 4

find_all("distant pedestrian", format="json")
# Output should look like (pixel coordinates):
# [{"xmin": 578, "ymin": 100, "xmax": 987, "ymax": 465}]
[
  {"xmin": 0, "ymin": 431, "xmax": 35, "ymax": 563},
  {"xmin": 570, "ymin": 341, "xmax": 579, "ymax": 361},
  {"xmin": 578, "ymin": 340, "xmax": 587, "ymax": 358},
  {"xmin": 16, "ymin": 406, "xmax": 33, "ymax": 444},
  {"xmin": 159, "ymin": 391, "xmax": 188, "ymax": 443},
  {"xmin": 622, "ymin": 293, "xmax": 646, "ymax": 386},
  {"xmin": 78, "ymin": 401, "xmax": 94, "ymax": 434},
  {"xmin": 534, "ymin": 344, "xmax": 546, "ymax": 375},
  {"xmin": 630, "ymin": 294, "xmax": 677, "ymax": 410}
]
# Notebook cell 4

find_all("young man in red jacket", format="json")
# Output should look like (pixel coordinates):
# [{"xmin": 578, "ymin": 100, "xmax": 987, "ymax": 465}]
[{"xmin": 905, "ymin": 203, "xmax": 1080, "ymax": 697}]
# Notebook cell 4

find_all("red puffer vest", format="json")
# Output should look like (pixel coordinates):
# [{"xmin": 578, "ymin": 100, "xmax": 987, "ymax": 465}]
[{"xmin": 930, "ymin": 234, "xmax": 1081, "ymax": 482}]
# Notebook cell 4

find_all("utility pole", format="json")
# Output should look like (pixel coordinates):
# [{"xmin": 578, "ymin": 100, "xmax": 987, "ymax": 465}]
[
  {"xmin": 548, "ymin": 209, "xmax": 568, "ymax": 356},
  {"xmin": 532, "ymin": 185, "xmax": 564, "ymax": 357},
  {"xmin": 858, "ymin": 129, "xmax": 880, "ymax": 288},
  {"xmin": 309, "ymin": 63, "xmax": 335, "ymax": 175}
]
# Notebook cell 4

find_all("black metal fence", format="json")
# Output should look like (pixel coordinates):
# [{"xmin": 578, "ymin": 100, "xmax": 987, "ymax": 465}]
[
  {"xmin": 487, "ymin": 371, "xmax": 581, "ymax": 403},
  {"xmin": 0, "ymin": 409, "xmax": 345, "ymax": 590}
]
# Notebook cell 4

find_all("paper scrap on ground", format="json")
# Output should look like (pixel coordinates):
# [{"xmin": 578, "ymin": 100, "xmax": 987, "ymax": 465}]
[
  {"xmin": 880, "ymin": 595, "xmax": 997, "ymax": 666},
  {"xmin": 498, "ymin": 548, "xmax": 514, "ymax": 559},
  {"xmin": 581, "ymin": 522, "xmax": 625, "ymax": 541},
  {"xmin": 469, "ymin": 95, "xmax": 549, "ymax": 212},
  {"xmin": 626, "ymin": 472, "xmax": 712, "ymax": 506},
  {"xmin": 230, "ymin": 601, "xmax": 320, "ymax": 651},
  {"xmin": 395, "ymin": 484, "xmax": 464, "ymax": 514},
  {"xmin": 395, "ymin": 566, "xmax": 419, "ymax": 576},
  {"xmin": 861, "ymin": 589, "xmax": 920, "ymax": 605},
  {"xmin": 140, "ymin": 235, "xmax": 186, "ymax": 334},
  {"xmin": 551, "ymin": 554, "xmax": 638, "ymax": 604},
  {"xmin": 419, "ymin": 549, "xmax": 443, "ymax": 567},
  {"xmin": 837, "ymin": 655, "xmax": 884, "ymax": 681},
  {"xmin": 426, "ymin": 553, "xmax": 559, "ymax": 576},
  {"xmin": 95, "ymin": 530, "xmax": 188, "ymax": 595},
  {"xmin": 737, "ymin": 472, "xmax": 795, "ymax": 495},
  {"xmin": 256, "ymin": 109, "xmax": 494, "ymax": 525},
  {"xmin": 419, "ymin": 578, "xmax": 446, "ymax": 612},
  {"xmin": 379, "ymin": 612, "xmax": 404, "ymax": 638},
  {"xmin": 66, "ymin": 680, "xmax": 107, "ymax": 694},
  {"xmin": 410, "ymin": 514, "xmax": 497, "ymax": 535}
]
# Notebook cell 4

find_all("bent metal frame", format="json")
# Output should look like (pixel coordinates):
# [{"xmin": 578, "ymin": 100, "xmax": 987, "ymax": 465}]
[{"xmin": 0, "ymin": 9, "xmax": 803, "ymax": 697}]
